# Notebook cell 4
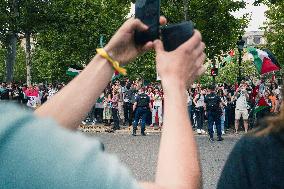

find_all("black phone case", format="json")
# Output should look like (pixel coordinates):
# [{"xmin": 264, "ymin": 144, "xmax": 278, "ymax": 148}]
[
  {"xmin": 134, "ymin": 0, "xmax": 160, "ymax": 45},
  {"xmin": 161, "ymin": 21, "xmax": 194, "ymax": 51}
]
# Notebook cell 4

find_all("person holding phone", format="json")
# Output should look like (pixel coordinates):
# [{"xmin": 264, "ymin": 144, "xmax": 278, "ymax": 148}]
[{"xmin": 0, "ymin": 16, "xmax": 206, "ymax": 189}]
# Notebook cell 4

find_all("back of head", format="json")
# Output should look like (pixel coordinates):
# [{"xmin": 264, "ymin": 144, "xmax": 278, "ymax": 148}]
[
  {"xmin": 126, "ymin": 83, "xmax": 131, "ymax": 90},
  {"xmin": 209, "ymin": 85, "xmax": 215, "ymax": 92}
]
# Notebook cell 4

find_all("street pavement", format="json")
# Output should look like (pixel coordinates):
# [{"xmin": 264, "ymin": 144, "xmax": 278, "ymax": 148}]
[{"xmin": 87, "ymin": 131, "xmax": 241, "ymax": 189}]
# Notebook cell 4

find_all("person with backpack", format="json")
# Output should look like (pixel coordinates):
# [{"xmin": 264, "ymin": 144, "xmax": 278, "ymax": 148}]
[
  {"xmin": 204, "ymin": 85, "xmax": 224, "ymax": 142},
  {"xmin": 132, "ymin": 88, "xmax": 152, "ymax": 136}
]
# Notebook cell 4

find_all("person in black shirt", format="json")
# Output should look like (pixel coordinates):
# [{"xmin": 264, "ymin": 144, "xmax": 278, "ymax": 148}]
[
  {"xmin": 204, "ymin": 85, "xmax": 223, "ymax": 141},
  {"xmin": 123, "ymin": 83, "xmax": 135, "ymax": 126},
  {"xmin": 217, "ymin": 86, "xmax": 284, "ymax": 189},
  {"xmin": 0, "ymin": 82, "xmax": 10, "ymax": 100},
  {"xmin": 132, "ymin": 88, "xmax": 152, "ymax": 136}
]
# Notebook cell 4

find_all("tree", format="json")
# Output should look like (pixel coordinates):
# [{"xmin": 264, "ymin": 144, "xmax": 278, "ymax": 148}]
[
  {"xmin": 31, "ymin": 0, "xmax": 131, "ymax": 83},
  {"xmin": 0, "ymin": 0, "xmax": 132, "ymax": 84},
  {"xmin": 0, "ymin": 0, "xmax": 19, "ymax": 83},
  {"xmin": 263, "ymin": 1, "xmax": 284, "ymax": 77},
  {"xmin": 126, "ymin": 0, "xmax": 249, "ymax": 82},
  {"xmin": 0, "ymin": 0, "xmax": 54, "ymax": 85},
  {"xmin": 163, "ymin": 0, "xmax": 249, "ymax": 58}
]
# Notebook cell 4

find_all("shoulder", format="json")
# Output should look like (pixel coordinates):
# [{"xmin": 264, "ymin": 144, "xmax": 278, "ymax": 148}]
[
  {"xmin": 218, "ymin": 133, "xmax": 284, "ymax": 188},
  {"xmin": 0, "ymin": 103, "xmax": 140, "ymax": 189},
  {"xmin": 233, "ymin": 134, "xmax": 283, "ymax": 155}
]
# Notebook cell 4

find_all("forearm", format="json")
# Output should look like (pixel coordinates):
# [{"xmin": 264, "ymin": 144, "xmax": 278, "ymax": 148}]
[
  {"xmin": 155, "ymin": 84, "xmax": 201, "ymax": 189},
  {"xmin": 35, "ymin": 55, "xmax": 113, "ymax": 130}
]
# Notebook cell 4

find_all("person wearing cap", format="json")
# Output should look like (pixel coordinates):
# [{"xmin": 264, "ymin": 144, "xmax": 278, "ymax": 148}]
[
  {"xmin": 204, "ymin": 85, "xmax": 224, "ymax": 141},
  {"xmin": 132, "ymin": 87, "xmax": 152, "ymax": 136}
]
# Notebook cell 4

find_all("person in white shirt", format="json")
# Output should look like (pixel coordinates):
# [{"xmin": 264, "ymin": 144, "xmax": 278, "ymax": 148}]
[
  {"xmin": 152, "ymin": 88, "xmax": 163, "ymax": 128},
  {"xmin": 234, "ymin": 84, "xmax": 249, "ymax": 133},
  {"xmin": 193, "ymin": 88, "xmax": 206, "ymax": 134}
]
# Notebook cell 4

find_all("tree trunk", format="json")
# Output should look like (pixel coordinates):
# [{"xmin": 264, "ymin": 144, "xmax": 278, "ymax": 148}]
[
  {"xmin": 5, "ymin": 33, "xmax": 17, "ymax": 83},
  {"xmin": 183, "ymin": 0, "xmax": 189, "ymax": 21},
  {"xmin": 25, "ymin": 32, "xmax": 32, "ymax": 86}
]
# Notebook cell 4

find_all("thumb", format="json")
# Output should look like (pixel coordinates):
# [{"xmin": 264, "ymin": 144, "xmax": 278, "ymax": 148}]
[
  {"xmin": 130, "ymin": 18, "xmax": 148, "ymax": 31},
  {"xmin": 154, "ymin": 40, "xmax": 165, "ymax": 53}
]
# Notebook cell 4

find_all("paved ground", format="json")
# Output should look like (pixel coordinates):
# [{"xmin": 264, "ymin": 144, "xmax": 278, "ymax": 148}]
[{"xmin": 86, "ymin": 131, "xmax": 241, "ymax": 189}]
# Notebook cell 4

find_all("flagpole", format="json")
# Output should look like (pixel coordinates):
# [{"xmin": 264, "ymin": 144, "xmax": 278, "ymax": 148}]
[
  {"xmin": 183, "ymin": 0, "xmax": 189, "ymax": 21},
  {"xmin": 237, "ymin": 36, "xmax": 245, "ymax": 85}
]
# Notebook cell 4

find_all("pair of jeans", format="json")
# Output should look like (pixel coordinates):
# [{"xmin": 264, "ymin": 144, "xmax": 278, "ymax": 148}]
[
  {"xmin": 112, "ymin": 108, "xmax": 120, "ymax": 129},
  {"xmin": 152, "ymin": 105, "xmax": 163, "ymax": 125},
  {"xmin": 188, "ymin": 105, "xmax": 195, "ymax": 126},
  {"xmin": 221, "ymin": 109, "xmax": 225, "ymax": 132},
  {"xmin": 124, "ymin": 102, "xmax": 133, "ymax": 126},
  {"xmin": 207, "ymin": 111, "xmax": 222, "ymax": 138},
  {"xmin": 95, "ymin": 108, "xmax": 103, "ymax": 123},
  {"xmin": 133, "ymin": 107, "xmax": 148, "ymax": 133},
  {"xmin": 224, "ymin": 106, "xmax": 230, "ymax": 129},
  {"xmin": 195, "ymin": 107, "xmax": 204, "ymax": 130}
]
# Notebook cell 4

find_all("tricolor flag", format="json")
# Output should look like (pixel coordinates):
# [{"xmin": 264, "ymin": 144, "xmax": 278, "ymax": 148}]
[
  {"xmin": 247, "ymin": 47, "xmax": 281, "ymax": 74},
  {"xmin": 221, "ymin": 50, "xmax": 235, "ymax": 67},
  {"xmin": 112, "ymin": 70, "xmax": 121, "ymax": 81},
  {"xmin": 254, "ymin": 96, "xmax": 270, "ymax": 115},
  {"xmin": 66, "ymin": 65, "xmax": 83, "ymax": 77}
]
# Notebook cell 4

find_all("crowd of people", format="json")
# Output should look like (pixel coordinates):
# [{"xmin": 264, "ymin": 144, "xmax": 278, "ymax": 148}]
[
  {"xmin": 0, "ymin": 82, "xmax": 64, "ymax": 108},
  {"xmin": 1, "ymin": 77, "xmax": 282, "ymax": 138},
  {"xmin": 1, "ymin": 16, "xmax": 284, "ymax": 189}
]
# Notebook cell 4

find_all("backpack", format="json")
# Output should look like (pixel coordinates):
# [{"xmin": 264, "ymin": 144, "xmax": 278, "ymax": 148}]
[{"xmin": 206, "ymin": 94, "xmax": 220, "ymax": 111}]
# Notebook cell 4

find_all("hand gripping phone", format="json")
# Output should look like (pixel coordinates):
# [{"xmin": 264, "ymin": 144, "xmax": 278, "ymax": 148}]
[
  {"xmin": 134, "ymin": 0, "xmax": 161, "ymax": 45},
  {"xmin": 161, "ymin": 21, "xmax": 195, "ymax": 51}
]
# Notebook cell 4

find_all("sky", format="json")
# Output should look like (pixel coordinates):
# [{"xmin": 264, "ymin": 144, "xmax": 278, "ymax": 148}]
[
  {"xmin": 129, "ymin": 0, "xmax": 268, "ymax": 32},
  {"xmin": 233, "ymin": 0, "xmax": 268, "ymax": 31}
]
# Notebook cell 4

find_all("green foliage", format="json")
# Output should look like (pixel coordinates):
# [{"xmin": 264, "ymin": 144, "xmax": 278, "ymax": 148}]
[
  {"xmin": 127, "ymin": 0, "xmax": 249, "ymax": 82},
  {"xmin": 126, "ymin": 51, "xmax": 157, "ymax": 82},
  {"xmin": 32, "ymin": 0, "xmax": 131, "ymax": 83},
  {"xmin": 1, "ymin": 0, "xmax": 249, "ymax": 83},
  {"xmin": 0, "ymin": 0, "xmax": 131, "ymax": 83},
  {"xmin": 0, "ymin": 47, "xmax": 5, "ymax": 80},
  {"xmin": 198, "ymin": 59, "xmax": 258, "ymax": 85},
  {"xmin": 263, "ymin": 1, "xmax": 284, "ymax": 75},
  {"xmin": 217, "ymin": 60, "xmax": 258, "ymax": 84},
  {"xmin": 13, "ymin": 45, "xmax": 26, "ymax": 82},
  {"xmin": 0, "ymin": 44, "xmax": 26, "ymax": 82},
  {"xmin": 161, "ymin": 0, "xmax": 249, "ymax": 59}
]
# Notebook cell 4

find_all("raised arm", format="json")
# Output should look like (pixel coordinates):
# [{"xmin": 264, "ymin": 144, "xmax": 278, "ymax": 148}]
[
  {"xmin": 152, "ymin": 31, "xmax": 206, "ymax": 189},
  {"xmin": 35, "ymin": 18, "xmax": 166, "ymax": 130}
]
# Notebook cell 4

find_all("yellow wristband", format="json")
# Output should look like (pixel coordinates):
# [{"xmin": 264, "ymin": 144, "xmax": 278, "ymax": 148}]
[{"xmin": 96, "ymin": 48, "xmax": 127, "ymax": 76}]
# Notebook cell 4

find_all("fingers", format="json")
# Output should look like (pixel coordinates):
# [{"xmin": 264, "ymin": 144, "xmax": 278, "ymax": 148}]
[
  {"xmin": 196, "ymin": 53, "xmax": 207, "ymax": 76},
  {"xmin": 159, "ymin": 16, "xmax": 167, "ymax": 26},
  {"xmin": 178, "ymin": 30, "xmax": 202, "ymax": 52},
  {"xmin": 154, "ymin": 40, "xmax": 165, "ymax": 54},
  {"xmin": 142, "ymin": 41, "xmax": 154, "ymax": 51},
  {"xmin": 126, "ymin": 18, "xmax": 148, "ymax": 32},
  {"xmin": 195, "ymin": 42, "xmax": 206, "ymax": 57}
]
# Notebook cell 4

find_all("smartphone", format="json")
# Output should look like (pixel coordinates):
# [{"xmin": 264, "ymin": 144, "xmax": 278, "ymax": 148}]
[
  {"xmin": 134, "ymin": 0, "xmax": 161, "ymax": 45},
  {"xmin": 161, "ymin": 21, "xmax": 194, "ymax": 51}
]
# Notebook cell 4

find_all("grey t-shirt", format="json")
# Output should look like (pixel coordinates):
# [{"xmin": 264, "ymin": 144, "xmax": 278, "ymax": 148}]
[{"xmin": 0, "ymin": 103, "xmax": 140, "ymax": 189}]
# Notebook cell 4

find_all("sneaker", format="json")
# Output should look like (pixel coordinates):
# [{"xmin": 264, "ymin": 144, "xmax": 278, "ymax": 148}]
[
  {"xmin": 201, "ymin": 129, "xmax": 206, "ymax": 134},
  {"xmin": 197, "ymin": 129, "xmax": 201, "ymax": 134},
  {"xmin": 222, "ymin": 131, "xmax": 225, "ymax": 135},
  {"xmin": 209, "ymin": 138, "xmax": 214, "ymax": 142},
  {"xmin": 217, "ymin": 137, "xmax": 224, "ymax": 141},
  {"xmin": 132, "ymin": 129, "xmax": 137, "ymax": 136},
  {"xmin": 141, "ymin": 132, "xmax": 146, "ymax": 136}
]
